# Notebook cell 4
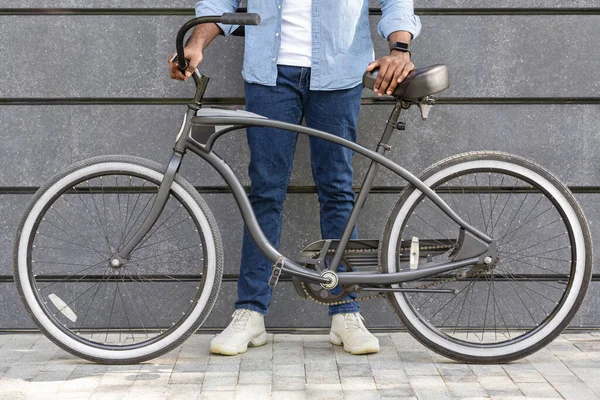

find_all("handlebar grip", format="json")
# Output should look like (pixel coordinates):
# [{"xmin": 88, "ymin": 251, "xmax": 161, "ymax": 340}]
[{"xmin": 220, "ymin": 13, "xmax": 261, "ymax": 26}]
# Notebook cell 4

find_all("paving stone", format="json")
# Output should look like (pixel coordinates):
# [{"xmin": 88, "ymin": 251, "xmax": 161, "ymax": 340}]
[
  {"xmin": 343, "ymin": 390, "xmax": 381, "ymax": 400},
  {"xmin": 90, "ymin": 386, "xmax": 138, "ymax": 400},
  {"xmin": 161, "ymin": 383, "xmax": 202, "ymax": 400},
  {"xmin": 304, "ymin": 358, "xmax": 338, "ymax": 372},
  {"xmin": 272, "ymin": 364, "xmax": 305, "ymax": 377},
  {"xmin": 403, "ymin": 361, "xmax": 440, "ymax": 376},
  {"xmin": 238, "ymin": 370, "xmax": 272, "ymax": 385},
  {"xmin": 340, "ymin": 376, "xmax": 377, "ymax": 391},
  {"xmin": 239, "ymin": 358, "xmax": 273, "ymax": 372},
  {"xmin": 478, "ymin": 375, "xmax": 520, "ymax": 392},
  {"xmin": 272, "ymin": 375, "xmax": 306, "ymax": 392},
  {"xmin": 502, "ymin": 364, "xmax": 547, "ymax": 383},
  {"xmin": 517, "ymin": 382, "xmax": 562, "ymax": 398},
  {"xmin": 59, "ymin": 375, "xmax": 102, "ymax": 393},
  {"xmin": 446, "ymin": 381, "xmax": 488, "ymax": 398},
  {"xmin": 201, "ymin": 372, "xmax": 238, "ymax": 391},
  {"xmin": 409, "ymin": 375, "xmax": 448, "ymax": 391},
  {"xmin": 168, "ymin": 372, "xmax": 205, "ymax": 385},
  {"xmin": 550, "ymin": 381, "xmax": 600, "ymax": 400},
  {"xmin": 173, "ymin": 360, "xmax": 209, "ymax": 373},
  {"xmin": 198, "ymin": 391, "xmax": 236, "ymax": 400},
  {"xmin": 337, "ymin": 362, "xmax": 372, "ymax": 377},
  {"xmin": 271, "ymin": 391, "xmax": 308, "ymax": 400},
  {"xmin": 305, "ymin": 383, "xmax": 343, "ymax": 400},
  {"xmin": 470, "ymin": 364, "xmax": 510, "ymax": 377},
  {"xmin": 235, "ymin": 384, "xmax": 271, "ymax": 400}
]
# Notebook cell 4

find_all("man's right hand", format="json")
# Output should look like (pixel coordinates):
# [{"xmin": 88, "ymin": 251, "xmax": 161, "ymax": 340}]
[{"xmin": 169, "ymin": 44, "xmax": 203, "ymax": 81}]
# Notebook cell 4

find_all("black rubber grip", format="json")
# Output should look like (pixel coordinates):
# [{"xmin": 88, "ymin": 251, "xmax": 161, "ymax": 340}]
[{"xmin": 220, "ymin": 13, "xmax": 261, "ymax": 26}]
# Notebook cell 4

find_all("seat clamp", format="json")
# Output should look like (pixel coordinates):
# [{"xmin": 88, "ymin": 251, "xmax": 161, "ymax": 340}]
[{"xmin": 377, "ymin": 142, "xmax": 392, "ymax": 151}]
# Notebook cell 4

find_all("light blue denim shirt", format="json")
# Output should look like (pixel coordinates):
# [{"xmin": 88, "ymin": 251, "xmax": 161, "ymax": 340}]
[{"xmin": 195, "ymin": 0, "xmax": 421, "ymax": 90}]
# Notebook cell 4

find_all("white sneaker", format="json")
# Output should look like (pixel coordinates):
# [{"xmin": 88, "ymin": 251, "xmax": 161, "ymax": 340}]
[
  {"xmin": 210, "ymin": 309, "xmax": 267, "ymax": 355},
  {"xmin": 330, "ymin": 313, "xmax": 380, "ymax": 355}
]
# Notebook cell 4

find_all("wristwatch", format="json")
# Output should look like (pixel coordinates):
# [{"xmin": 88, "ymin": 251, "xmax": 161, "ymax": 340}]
[{"xmin": 389, "ymin": 41, "xmax": 411, "ymax": 56}]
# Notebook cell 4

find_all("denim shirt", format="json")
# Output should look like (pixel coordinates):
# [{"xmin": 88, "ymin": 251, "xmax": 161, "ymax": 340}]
[{"xmin": 195, "ymin": 0, "xmax": 421, "ymax": 90}]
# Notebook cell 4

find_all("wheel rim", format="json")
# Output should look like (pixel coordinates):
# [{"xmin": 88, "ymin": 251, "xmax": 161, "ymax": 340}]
[
  {"xmin": 386, "ymin": 159, "xmax": 586, "ymax": 357},
  {"xmin": 20, "ymin": 163, "xmax": 215, "ymax": 355}
]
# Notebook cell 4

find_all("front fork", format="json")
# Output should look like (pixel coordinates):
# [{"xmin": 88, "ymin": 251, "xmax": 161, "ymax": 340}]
[{"xmin": 111, "ymin": 106, "xmax": 197, "ymax": 265}]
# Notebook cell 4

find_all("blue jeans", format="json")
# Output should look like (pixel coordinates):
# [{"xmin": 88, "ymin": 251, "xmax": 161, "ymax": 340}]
[{"xmin": 235, "ymin": 65, "xmax": 361, "ymax": 317}]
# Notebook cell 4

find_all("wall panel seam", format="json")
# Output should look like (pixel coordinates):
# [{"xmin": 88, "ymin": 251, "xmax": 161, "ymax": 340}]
[
  {"xmin": 2, "ymin": 186, "xmax": 600, "ymax": 195},
  {"xmin": 2, "ymin": 98, "xmax": 600, "ymax": 106},
  {"xmin": 2, "ymin": 8, "xmax": 600, "ymax": 16}
]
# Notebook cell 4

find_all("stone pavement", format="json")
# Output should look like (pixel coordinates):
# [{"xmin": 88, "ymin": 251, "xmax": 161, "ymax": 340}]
[{"xmin": 1, "ymin": 332, "xmax": 600, "ymax": 399}]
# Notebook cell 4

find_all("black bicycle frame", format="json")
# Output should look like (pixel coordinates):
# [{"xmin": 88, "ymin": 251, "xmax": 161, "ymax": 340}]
[
  {"xmin": 114, "ymin": 14, "xmax": 496, "ymax": 289},
  {"xmin": 115, "ymin": 94, "xmax": 495, "ymax": 288}
]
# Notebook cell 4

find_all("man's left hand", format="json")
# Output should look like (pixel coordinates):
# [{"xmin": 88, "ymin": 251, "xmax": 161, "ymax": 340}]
[{"xmin": 366, "ymin": 51, "xmax": 414, "ymax": 96}]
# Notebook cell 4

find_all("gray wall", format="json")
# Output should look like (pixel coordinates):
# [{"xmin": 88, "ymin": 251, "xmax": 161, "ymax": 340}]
[{"xmin": 1, "ymin": 3, "xmax": 599, "ymax": 331}]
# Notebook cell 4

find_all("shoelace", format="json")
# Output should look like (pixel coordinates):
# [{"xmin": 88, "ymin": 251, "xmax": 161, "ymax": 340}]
[
  {"xmin": 345, "ymin": 313, "xmax": 365, "ymax": 332},
  {"xmin": 230, "ymin": 309, "xmax": 251, "ymax": 332}
]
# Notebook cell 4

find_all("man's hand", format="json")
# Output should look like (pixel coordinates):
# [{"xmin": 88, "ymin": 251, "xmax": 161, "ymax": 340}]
[
  {"xmin": 169, "ymin": 44, "xmax": 203, "ymax": 81},
  {"xmin": 366, "ymin": 51, "xmax": 414, "ymax": 96}
]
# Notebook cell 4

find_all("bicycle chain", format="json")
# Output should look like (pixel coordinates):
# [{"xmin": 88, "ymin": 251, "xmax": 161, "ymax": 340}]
[{"xmin": 300, "ymin": 246, "xmax": 491, "ymax": 306}]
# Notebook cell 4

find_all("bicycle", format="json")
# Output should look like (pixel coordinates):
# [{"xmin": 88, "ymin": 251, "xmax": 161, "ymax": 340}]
[{"xmin": 13, "ymin": 13, "xmax": 593, "ymax": 365}]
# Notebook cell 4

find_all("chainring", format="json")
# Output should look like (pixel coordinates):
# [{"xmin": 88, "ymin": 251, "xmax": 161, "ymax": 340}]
[{"xmin": 299, "ymin": 256, "xmax": 355, "ymax": 305}]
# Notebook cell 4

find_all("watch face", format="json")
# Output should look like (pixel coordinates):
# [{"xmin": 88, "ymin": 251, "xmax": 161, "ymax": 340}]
[{"xmin": 390, "ymin": 42, "xmax": 410, "ymax": 52}]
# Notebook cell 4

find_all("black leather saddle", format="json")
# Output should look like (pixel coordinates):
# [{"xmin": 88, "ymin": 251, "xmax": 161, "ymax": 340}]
[{"xmin": 363, "ymin": 64, "xmax": 449, "ymax": 100}]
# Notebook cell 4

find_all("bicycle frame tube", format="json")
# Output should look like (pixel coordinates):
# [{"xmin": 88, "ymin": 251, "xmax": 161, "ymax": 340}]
[
  {"xmin": 188, "ymin": 114, "xmax": 494, "ymax": 246},
  {"xmin": 117, "ymin": 106, "xmax": 493, "ymax": 287}
]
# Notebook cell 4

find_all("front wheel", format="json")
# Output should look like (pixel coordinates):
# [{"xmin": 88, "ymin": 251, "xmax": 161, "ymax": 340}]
[
  {"xmin": 380, "ymin": 151, "xmax": 592, "ymax": 363},
  {"xmin": 13, "ymin": 155, "xmax": 223, "ymax": 364}
]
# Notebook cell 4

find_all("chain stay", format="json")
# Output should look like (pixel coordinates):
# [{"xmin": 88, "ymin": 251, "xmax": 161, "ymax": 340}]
[{"xmin": 300, "ymin": 245, "xmax": 490, "ymax": 306}]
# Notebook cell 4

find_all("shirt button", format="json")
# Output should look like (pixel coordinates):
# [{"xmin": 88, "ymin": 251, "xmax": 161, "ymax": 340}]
[
  {"xmin": 272, "ymin": 58, "xmax": 276, "ymax": 62},
  {"xmin": 278, "ymin": 4, "xmax": 281, "ymax": 9},
  {"xmin": 275, "ymin": 32, "xmax": 279, "ymax": 37}
]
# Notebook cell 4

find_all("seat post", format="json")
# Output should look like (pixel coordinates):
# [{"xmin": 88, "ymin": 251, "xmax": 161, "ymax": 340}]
[{"xmin": 378, "ymin": 99, "xmax": 405, "ymax": 150}]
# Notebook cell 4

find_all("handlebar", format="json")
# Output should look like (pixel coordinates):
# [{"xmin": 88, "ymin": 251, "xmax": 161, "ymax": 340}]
[{"xmin": 175, "ymin": 13, "xmax": 261, "ymax": 71}]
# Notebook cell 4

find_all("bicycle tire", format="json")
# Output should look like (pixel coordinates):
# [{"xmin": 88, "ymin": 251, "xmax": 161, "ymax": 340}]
[
  {"xmin": 380, "ymin": 151, "xmax": 592, "ymax": 363},
  {"xmin": 13, "ymin": 155, "xmax": 223, "ymax": 364}
]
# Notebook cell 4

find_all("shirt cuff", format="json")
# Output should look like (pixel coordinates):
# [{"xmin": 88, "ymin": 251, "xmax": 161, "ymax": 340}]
[
  {"xmin": 195, "ymin": 1, "xmax": 238, "ymax": 36},
  {"xmin": 378, "ymin": 13, "xmax": 422, "ymax": 41}
]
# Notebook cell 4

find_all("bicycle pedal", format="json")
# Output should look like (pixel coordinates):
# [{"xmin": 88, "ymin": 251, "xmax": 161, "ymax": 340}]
[
  {"xmin": 409, "ymin": 236, "xmax": 419, "ymax": 270},
  {"xmin": 269, "ymin": 257, "xmax": 285, "ymax": 288}
]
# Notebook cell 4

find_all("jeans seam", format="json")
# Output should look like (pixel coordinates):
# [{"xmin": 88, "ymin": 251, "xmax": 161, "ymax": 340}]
[
  {"xmin": 329, "ymin": 304, "xmax": 360, "ymax": 316},
  {"xmin": 235, "ymin": 304, "xmax": 268, "ymax": 316}
]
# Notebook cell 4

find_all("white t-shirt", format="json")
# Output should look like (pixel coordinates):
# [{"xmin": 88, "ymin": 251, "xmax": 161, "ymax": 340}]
[{"xmin": 277, "ymin": 0, "xmax": 312, "ymax": 67}]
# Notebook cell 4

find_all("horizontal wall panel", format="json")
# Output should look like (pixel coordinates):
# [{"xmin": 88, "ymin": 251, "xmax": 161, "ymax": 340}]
[
  {"xmin": 2, "ymin": 192, "xmax": 600, "ymax": 328},
  {"xmin": 1, "ymin": 15, "xmax": 600, "ymax": 98},
  {"xmin": 3, "ymin": 191, "xmax": 600, "ymax": 275},
  {"xmin": 0, "ymin": 104, "xmax": 598, "ymax": 188},
  {"xmin": 1, "ymin": 1, "xmax": 597, "ymax": 10}
]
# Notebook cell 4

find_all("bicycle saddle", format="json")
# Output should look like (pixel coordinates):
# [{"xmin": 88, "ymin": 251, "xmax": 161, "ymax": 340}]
[{"xmin": 363, "ymin": 64, "xmax": 449, "ymax": 100}]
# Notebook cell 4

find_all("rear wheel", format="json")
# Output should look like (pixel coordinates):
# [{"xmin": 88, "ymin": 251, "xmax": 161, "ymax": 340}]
[
  {"xmin": 14, "ymin": 155, "xmax": 223, "ymax": 364},
  {"xmin": 381, "ymin": 151, "xmax": 592, "ymax": 363}
]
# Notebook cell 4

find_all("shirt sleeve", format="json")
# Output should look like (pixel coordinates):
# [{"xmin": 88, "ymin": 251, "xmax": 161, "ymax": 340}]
[
  {"xmin": 195, "ymin": 0, "xmax": 241, "ymax": 36},
  {"xmin": 378, "ymin": 0, "xmax": 422, "ymax": 40}
]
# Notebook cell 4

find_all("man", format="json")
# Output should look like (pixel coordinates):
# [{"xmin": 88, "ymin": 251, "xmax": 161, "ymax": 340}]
[{"xmin": 170, "ymin": 0, "xmax": 421, "ymax": 355}]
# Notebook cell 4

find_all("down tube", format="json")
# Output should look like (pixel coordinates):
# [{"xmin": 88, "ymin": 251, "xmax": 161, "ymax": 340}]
[
  {"xmin": 186, "ymin": 144, "xmax": 284, "ymax": 266},
  {"xmin": 194, "ymin": 116, "xmax": 493, "ymax": 244}
]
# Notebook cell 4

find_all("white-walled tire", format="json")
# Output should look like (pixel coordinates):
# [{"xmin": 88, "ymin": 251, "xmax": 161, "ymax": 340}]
[
  {"xmin": 380, "ymin": 151, "xmax": 592, "ymax": 363},
  {"xmin": 13, "ymin": 155, "xmax": 223, "ymax": 364}
]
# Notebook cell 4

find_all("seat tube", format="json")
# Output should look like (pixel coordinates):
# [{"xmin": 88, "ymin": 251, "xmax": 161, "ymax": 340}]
[{"xmin": 328, "ymin": 101, "xmax": 404, "ymax": 272}]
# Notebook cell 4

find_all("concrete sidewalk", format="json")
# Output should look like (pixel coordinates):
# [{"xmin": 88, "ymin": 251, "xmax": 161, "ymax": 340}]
[{"xmin": 1, "ymin": 332, "xmax": 600, "ymax": 400}]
